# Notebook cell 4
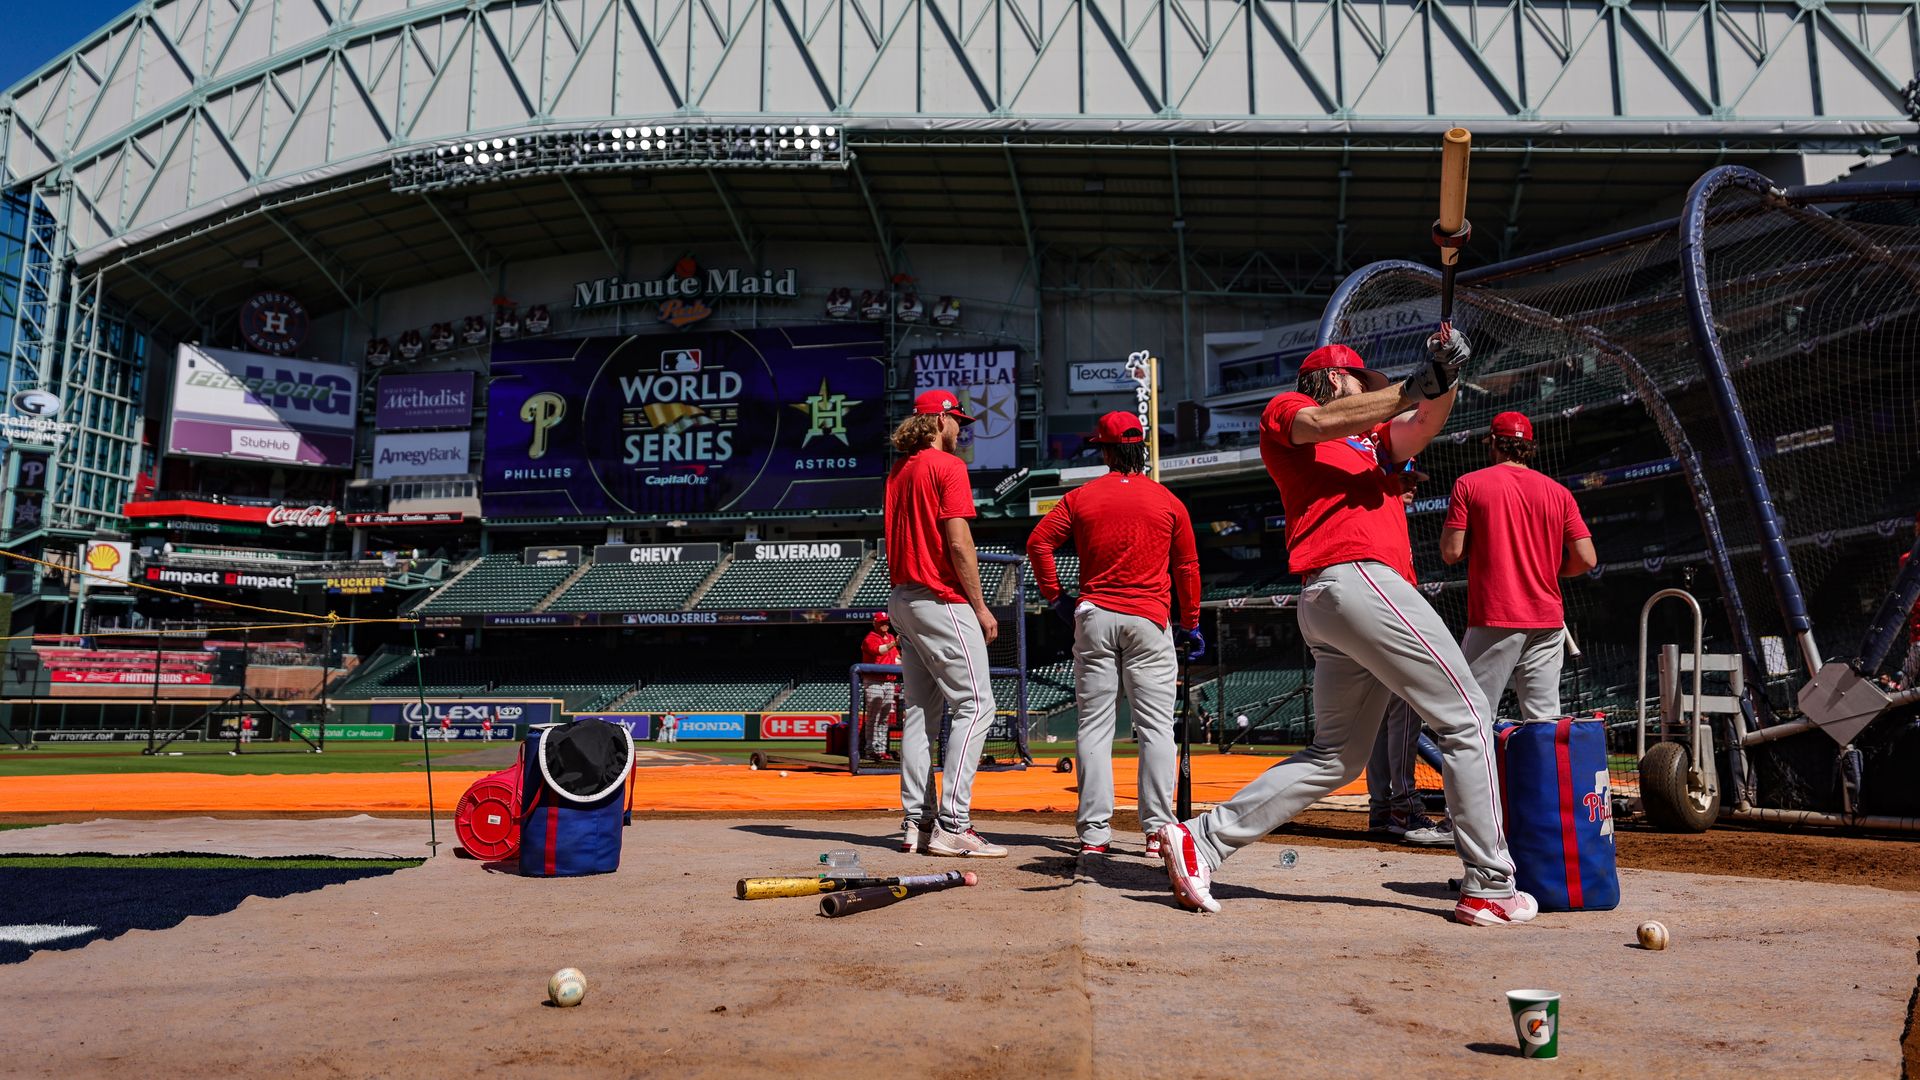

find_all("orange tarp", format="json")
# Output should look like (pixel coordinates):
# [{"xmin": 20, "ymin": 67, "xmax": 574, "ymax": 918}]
[{"xmin": 0, "ymin": 756, "xmax": 1445, "ymax": 815}]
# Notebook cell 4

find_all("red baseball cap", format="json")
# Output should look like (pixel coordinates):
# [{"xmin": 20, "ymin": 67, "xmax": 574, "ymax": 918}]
[
  {"xmin": 1087, "ymin": 410, "xmax": 1146, "ymax": 445},
  {"xmin": 1299, "ymin": 344, "xmax": 1388, "ymax": 392},
  {"xmin": 913, "ymin": 388, "xmax": 976, "ymax": 425},
  {"xmin": 1489, "ymin": 411, "xmax": 1534, "ymax": 440},
  {"xmin": 872, "ymin": 611, "xmax": 889, "ymax": 622}
]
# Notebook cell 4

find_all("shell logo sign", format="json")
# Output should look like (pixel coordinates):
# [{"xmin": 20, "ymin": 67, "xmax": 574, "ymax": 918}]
[{"xmin": 81, "ymin": 541, "xmax": 132, "ymax": 587}]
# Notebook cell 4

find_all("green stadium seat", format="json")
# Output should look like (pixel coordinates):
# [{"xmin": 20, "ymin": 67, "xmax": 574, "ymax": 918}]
[
  {"xmin": 695, "ymin": 558, "xmax": 860, "ymax": 609},
  {"xmin": 416, "ymin": 554, "xmax": 575, "ymax": 614},
  {"xmin": 548, "ymin": 560, "xmax": 718, "ymax": 612}
]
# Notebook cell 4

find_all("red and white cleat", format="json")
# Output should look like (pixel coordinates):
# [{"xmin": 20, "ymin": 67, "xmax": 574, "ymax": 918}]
[
  {"xmin": 1454, "ymin": 891, "xmax": 1540, "ymax": 926},
  {"xmin": 1157, "ymin": 823, "xmax": 1219, "ymax": 914},
  {"xmin": 1080, "ymin": 842, "xmax": 1109, "ymax": 855},
  {"xmin": 1142, "ymin": 831, "xmax": 1163, "ymax": 859}
]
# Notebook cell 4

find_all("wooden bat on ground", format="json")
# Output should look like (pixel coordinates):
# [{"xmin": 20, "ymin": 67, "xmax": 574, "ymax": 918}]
[
  {"xmin": 817, "ymin": 871, "xmax": 979, "ymax": 917},
  {"xmin": 737, "ymin": 869, "xmax": 976, "ymax": 901},
  {"xmin": 1435, "ymin": 127, "xmax": 1473, "ymax": 332}
]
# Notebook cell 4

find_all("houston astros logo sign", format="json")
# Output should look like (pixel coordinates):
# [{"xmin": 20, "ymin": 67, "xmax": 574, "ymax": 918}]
[{"xmin": 240, "ymin": 292, "xmax": 311, "ymax": 355}]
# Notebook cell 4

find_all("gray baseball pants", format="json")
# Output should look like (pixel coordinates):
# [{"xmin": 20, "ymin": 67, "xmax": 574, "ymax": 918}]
[
  {"xmin": 1366, "ymin": 697, "xmax": 1423, "ymax": 827},
  {"xmin": 1072, "ymin": 603, "xmax": 1179, "ymax": 846},
  {"xmin": 1183, "ymin": 560, "xmax": 1517, "ymax": 897},
  {"xmin": 889, "ymin": 585, "xmax": 997, "ymax": 834},
  {"xmin": 861, "ymin": 682, "xmax": 896, "ymax": 756},
  {"xmin": 1462, "ymin": 626, "xmax": 1566, "ymax": 722}
]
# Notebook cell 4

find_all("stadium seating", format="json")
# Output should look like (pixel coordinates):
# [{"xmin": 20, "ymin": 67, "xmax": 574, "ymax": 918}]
[
  {"xmin": 779, "ymin": 679, "xmax": 857, "ymax": 712},
  {"xmin": 696, "ymin": 557, "xmax": 860, "ymax": 609},
  {"xmin": 1022, "ymin": 554, "xmax": 1080, "ymax": 596},
  {"xmin": 332, "ymin": 655, "xmax": 494, "ymax": 698},
  {"xmin": 623, "ymin": 677, "xmax": 791, "ymax": 712},
  {"xmin": 547, "ymin": 560, "xmax": 717, "ymax": 612},
  {"xmin": 416, "ymin": 554, "xmax": 574, "ymax": 613},
  {"xmin": 847, "ymin": 556, "xmax": 890, "ymax": 607}
]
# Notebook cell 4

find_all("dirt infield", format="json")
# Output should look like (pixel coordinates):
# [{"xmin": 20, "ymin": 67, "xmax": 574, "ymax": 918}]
[{"xmin": 1, "ymin": 815, "xmax": 1914, "ymax": 1078}]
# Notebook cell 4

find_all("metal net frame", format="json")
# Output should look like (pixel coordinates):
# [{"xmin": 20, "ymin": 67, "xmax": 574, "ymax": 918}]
[{"xmin": 1319, "ymin": 165, "xmax": 1920, "ymax": 818}]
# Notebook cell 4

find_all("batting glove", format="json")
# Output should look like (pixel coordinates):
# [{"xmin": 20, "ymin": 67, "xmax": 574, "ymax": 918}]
[
  {"xmin": 1049, "ymin": 593, "xmax": 1080, "ymax": 626},
  {"xmin": 1412, "ymin": 329, "xmax": 1472, "ymax": 399},
  {"xmin": 1175, "ymin": 625, "xmax": 1206, "ymax": 662}
]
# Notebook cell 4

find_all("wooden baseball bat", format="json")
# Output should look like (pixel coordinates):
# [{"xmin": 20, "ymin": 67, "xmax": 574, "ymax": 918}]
[
  {"xmin": 1436, "ymin": 127, "xmax": 1473, "ymax": 326},
  {"xmin": 737, "ymin": 869, "xmax": 975, "ymax": 901},
  {"xmin": 816, "ymin": 871, "xmax": 979, "ymax": 917}
]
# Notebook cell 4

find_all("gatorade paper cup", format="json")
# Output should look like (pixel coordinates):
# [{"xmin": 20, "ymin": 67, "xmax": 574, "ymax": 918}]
[{"xmin": 1506, "ymin": 989, "xmax": 1561, "ymax": 1059}]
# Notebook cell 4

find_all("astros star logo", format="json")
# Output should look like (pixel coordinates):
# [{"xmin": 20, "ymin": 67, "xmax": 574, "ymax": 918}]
[{"xmin": 792, "ymin": 377, "xmax": 862, "ymax": 446}]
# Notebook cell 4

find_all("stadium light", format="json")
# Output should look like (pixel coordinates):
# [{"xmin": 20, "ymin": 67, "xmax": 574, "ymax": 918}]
[{"xmin": 390, "ymin": 122, "xmax": 848, "ymax": 192}]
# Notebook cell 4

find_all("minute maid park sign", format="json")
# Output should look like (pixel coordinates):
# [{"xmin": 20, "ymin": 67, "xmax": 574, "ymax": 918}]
[{"xmin": 572, "ymin": 256, "xmax": 798, "ymax": 327}]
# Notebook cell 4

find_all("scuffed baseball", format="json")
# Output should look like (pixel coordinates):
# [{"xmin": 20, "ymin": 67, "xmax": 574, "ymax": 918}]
[{"xmin": 1637, "ymin": 920, "xmax": 1669, "ymax": 950}]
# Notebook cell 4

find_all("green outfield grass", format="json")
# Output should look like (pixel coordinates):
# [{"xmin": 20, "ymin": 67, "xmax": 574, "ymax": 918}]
[{"xmin": 0, "ymin": 742, "xmax": 503, "ymax": 778}]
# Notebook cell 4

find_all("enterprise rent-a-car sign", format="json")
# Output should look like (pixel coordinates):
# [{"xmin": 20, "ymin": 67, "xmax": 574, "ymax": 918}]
[{"xmin": 484, "ymin": 326, "xmax": 887, "ymax": 516}]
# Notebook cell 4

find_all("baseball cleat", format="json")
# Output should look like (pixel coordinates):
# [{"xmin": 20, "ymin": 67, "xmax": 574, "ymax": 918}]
[
  {"xmin": 1454, "ymin": 891, "xmax": 1540, "ymax": 926},
  {"xmin": 1080, "ymin": 842, "xmax": 1109, "ymax": 855},
  {"xmin": 1158, "ymin": 823, "xmax": 1219, "ymax": 914},
  {"xmin": 901, "ymin": 823, "xmax": 931, "ymax": 854},
  {"xmin": 1402, "ymin": 818, "xmax": 1455, "ymax": 847},
  {"xmin": 926, "ymin": 825, "xmax": 1008, "ymax": 858},
  {"xmin": 1142, "ymin": 831, "xmax": 1163, "ymax": 859}
]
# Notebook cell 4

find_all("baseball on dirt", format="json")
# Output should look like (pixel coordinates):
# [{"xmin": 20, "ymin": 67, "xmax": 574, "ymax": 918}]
[
  {"xmin": 779, "ymin": 770, "xmax": 789, "ymax": 777},
  {"xmin": 548, "ymin": 967, "xmax": 588, "ymax": 1007},
  {"xmin": 1636, "ymin": 921, "xmax": 1670, "ymax": 950}
]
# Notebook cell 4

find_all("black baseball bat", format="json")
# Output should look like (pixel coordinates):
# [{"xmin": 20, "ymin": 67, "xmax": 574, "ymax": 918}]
[{"xmin": 817, "ymin": 871, "xmax": 977, "ymax": 917}]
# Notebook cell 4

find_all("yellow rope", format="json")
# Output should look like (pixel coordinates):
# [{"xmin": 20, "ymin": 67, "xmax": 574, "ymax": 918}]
[
  {"xmin": 0, "ymin": 616, "xmax": 416, "ymax": 643},
  {"xmin": 0, "ymin": 547, "xmax": 355, "ymax": 621}
]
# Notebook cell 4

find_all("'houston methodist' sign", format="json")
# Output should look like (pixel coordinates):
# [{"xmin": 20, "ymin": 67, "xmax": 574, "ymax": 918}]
[{"xmin": 375, "ymin": 372, "xmax": 475, "ymax": 431}]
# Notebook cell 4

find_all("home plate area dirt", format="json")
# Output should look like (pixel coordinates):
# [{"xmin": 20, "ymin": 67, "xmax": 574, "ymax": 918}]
[{"xmin": 0, "ymin": 815, "xmax": 1915, "ymax": 1079}]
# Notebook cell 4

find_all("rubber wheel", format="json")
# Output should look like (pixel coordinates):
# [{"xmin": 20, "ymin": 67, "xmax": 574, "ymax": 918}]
[
  {"xmin": 1055, "ymin": 757, "xmax": 1075, "ymax": 774},
  {"xmin": 1639, "ymin": 740, "xmax": 1719, "ymax": 832},
  {"xmin": 749, "ymin": 752, "xmax": 768, "ymax": 771}
]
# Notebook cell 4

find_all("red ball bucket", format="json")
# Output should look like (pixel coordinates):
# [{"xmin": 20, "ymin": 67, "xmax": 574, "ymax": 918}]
[{"xmin": 455, "ymin": 765, "xmax": 523, "ymax": 860}]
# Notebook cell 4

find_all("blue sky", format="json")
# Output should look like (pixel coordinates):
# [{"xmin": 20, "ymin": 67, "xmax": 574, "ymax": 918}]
[{"xmin": 2, "ymin": 2, "xmax": 138, "ymax": 91}]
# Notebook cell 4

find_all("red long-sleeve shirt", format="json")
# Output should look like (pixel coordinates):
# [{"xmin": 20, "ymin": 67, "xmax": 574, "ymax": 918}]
[
  {"xmin": 861, "ymin": 629, "xmax": 902, "ymax": 681},
  {"xmin": 1026, "ymin": 470, "xmax": 1201, "ymax": 630}
]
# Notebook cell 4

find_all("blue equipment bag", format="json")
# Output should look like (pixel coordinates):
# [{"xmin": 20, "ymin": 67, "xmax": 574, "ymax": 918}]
[
  {"xmin": 519, "ymin": 719, "xmax": 634, "ymax": 877},
  {"xmin": 1496, "ymin": 717, "xmax": 1620, "ymax": 911}
]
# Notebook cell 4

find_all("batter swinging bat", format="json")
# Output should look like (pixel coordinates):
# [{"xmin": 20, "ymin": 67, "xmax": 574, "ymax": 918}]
[
  {"xmin": 817, "ymin": 871, "xmax": 979, "ymax": 918},
  {"xmin": 1434, "ymin": 127, "xmax": 1473, "ymax": 331},
  {"xmin": 737, "ymin": 870, "xmax": 976, "ymax": 901}
]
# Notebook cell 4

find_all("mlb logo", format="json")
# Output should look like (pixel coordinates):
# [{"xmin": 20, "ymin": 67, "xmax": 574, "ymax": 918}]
[{"xmin": 662, "ymin": 349, "xmax": 702, "ymax": 372}]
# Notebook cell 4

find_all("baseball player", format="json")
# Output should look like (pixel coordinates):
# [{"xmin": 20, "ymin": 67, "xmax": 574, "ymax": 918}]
[
  {"xmin": 1026, "ymin": 411, "xmax": 1203, "ymax": 856},
  {"xmin": 660, "ymin": 712, "xmax": 678, "ymax": 743},
  {"xmin": 1367, "ymin": 462, "xmax": 1452, "ymax": 846},
  {"xmin": 1439, "ymin": 412, "xmax": 1596, "ymax": 721},
  {"xmin": 885, "ymin": 388, "xmax": 1005, "ymax": 858},
  {"xmin": 859, "ymin": 612, "xmax": 902, "ymax": 760},
  {"xmin": 1157, "ymin": 338, "xmax": 1539, "ymax": 926},
  {"xmin": 1898, "ymin": 513, "xmax": 1920, "ymax": 689}
]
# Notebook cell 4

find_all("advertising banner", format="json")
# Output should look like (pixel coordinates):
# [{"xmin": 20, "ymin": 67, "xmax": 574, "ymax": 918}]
[
  {"xmin": 912, "ymin": 348, "xmax": 1018, "ymax": 470},
  {"xmin": 35, "ymin": 729, "xmax": 202, "ymax": 742},
  {"xmin": 49, "ymin": 670, "xmax": 215, "ymax": 685},
  {"xmin": 524, "ymin": 546, "xmax": 584, "ymax": 566},
  {"xmin": 730, "ymin": 540, "xmax": 863, "ymax": 561},
  {"xmin": 324, "ymin": 575, "xmax": 388, "ymax": 595},
  {"xmin": 291, "ymin": 724, "xmax": 395, "ymax": 741},
  {"xmin": 143, "ymin": 565, "xmax": 298, "ymax": 592},
  {"xmin": 375, "ymin": 372, "xmax": 475, "ymax": 430},
  {"xmin": 368, "ymin": 701, "xmax": 557, "ymax": 727},
  {"xmin": 762, "ymin": 713, "xmax": 839, "ymax": 739},
  {"xmin": 166, "ymin": 345, "xmax": 357, "ymax": 468},
  {"xmin": 675, "ymin": 714, "xmax": 746, "ymax": 739},
  {"xmin": 569, "ymin": 713, "xmax": 654, "ymax": 740},
  {"xmin": 1067, "ymin": 360, "xmax": 1140, "ymax": 394},
  {"xmin": 408, "ymin": 723, "xmax": 519, "ymax": 741},
  {"xmin": 371, "ymin": 431, "xmax": 471, "ymax": 479},
  {"xmin": 80, "ymin": 540, "xmax": 132, "ymax": 586},
  {"xmin": 592, "ymin": 543, "xmax": 723, "ymax": 564},
  {"xmin": 339, "ymin": 511, "xmax": 465, "ymax": 527},
  {"xmin": 484, "ymin": 326, "xmax": 887, "ymax": 517}
]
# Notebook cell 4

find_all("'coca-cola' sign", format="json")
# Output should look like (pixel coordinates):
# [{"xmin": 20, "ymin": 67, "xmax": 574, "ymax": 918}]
[{"xmin": 265, "ymin": 504, "xmax": 337, "ymax": 528}]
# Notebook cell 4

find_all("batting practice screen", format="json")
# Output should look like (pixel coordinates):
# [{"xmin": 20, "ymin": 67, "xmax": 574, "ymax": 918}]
[{"xmin": 483, "ymin": 326, "xmax": 889, "ymax": 516}]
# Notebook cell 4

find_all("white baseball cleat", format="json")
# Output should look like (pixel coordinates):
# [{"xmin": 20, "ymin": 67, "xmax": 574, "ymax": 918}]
[
  {"xmin": 1142, "ymin": 831, "xmax": 1163, "ymax": 859},
  {"xmin": 1453, "ymin": 890, "xmax": 1540, "ymax": 926},
  {"xmin": 926, "ymin": 824, "xmax": 1008, "ymax": 858},
  {"xmin": 901, "ymin": 823, "xmax": 931, "ymax": 854},
  {"xmin": 1402, "ymin": 818, "xmax": 1455, "ymax": 847},
  {"xmin": 1158, "ymin": 823, "xmax": 1219, "ymax": 914}
]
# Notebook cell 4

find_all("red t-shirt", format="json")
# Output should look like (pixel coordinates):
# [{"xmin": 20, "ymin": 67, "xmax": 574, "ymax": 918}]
[
  {"xmin": 1025, "ymin": 470, "xmax": 1202, "ymax": 629},
  {"xmin": 1260, "ymin": 392, "xmax": 1415, "ymax": 583},
  {"xmin": 1444, "ymin": 464, "xmax": 1591, "ymax": 628},
  {"xmin": 885, "ymin": 447, "xmax": 976, "ymax": 605},
  {"xmin": 861, "ymin": 629, "xmax": 902, "ymax": 680}
]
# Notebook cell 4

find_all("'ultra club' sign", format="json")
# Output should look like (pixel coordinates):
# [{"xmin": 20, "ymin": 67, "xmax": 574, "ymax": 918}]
[{"xmin": 571, "ymin": 256, "xmax": 798, "ymax": 327}]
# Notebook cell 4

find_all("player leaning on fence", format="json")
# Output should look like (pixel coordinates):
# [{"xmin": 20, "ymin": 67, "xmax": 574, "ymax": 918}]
[
  {"xmin": 1026, "ymin": 411, "xmax": 1204, "ymax": 857},
  {"xmin": 1156, "ymin": 338, "xmax": 1539, "ymax": 927},
  {"xmin": 883, "ymin": 389, "xmax": 1007, "ymax": 858},
  {"xmin": 1439, "ymin": 412, "xmax": 1596, "ymax": 721}
]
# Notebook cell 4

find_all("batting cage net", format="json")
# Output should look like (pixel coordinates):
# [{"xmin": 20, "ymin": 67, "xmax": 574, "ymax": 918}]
[{"xmin": 1321, "ymin": 165, "xmax": 1920, "ymax": 816}]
